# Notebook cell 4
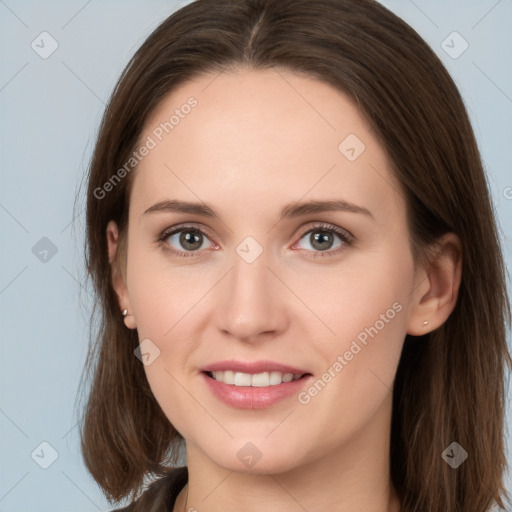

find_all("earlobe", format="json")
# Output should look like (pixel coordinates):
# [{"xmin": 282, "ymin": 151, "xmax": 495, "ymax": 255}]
[
  {"xmin": 406, "ymin": 233, "xmax": 462, "ymax": 336},
  {"xmin": 106, "ymin": 220, "xmax": 137, "ymax": 329}
]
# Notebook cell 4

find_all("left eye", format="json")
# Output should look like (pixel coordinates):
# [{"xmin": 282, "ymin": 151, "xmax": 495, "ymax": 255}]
[{"xmin": 294, "ymin": 227, "xmax": 348, "ymax": 253}]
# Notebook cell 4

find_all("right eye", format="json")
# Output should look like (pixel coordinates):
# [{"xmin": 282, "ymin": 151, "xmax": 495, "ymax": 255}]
[{"xmin": 157, "ymin": 224, "xmax": 218, "ymax": 257}]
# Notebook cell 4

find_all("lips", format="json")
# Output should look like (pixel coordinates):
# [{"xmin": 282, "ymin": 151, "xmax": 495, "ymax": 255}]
[
  {"xmin": 201, "ymin": 360, "xmax": 310, "ymax": 375},
  {"xmin": 199, "ymin": 360, "xmax": 313, "ymax": 409},
  {"xmin": 201, "ymin": 371, "xmax": 313, "ymax": 409}
]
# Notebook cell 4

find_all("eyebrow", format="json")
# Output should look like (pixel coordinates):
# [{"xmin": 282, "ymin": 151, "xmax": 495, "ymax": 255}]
[{"xmin": 143, "ymin": 199, "xmax": 374, "ymax": 220}]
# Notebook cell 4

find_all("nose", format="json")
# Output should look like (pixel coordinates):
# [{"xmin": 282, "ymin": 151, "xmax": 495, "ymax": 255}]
[{"xmin": 213, "ymin": 247, "xmax": 290, "ymax": 344}]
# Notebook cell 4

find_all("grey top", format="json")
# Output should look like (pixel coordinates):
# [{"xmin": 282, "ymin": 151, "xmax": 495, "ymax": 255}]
[{"xmin": 110, "ymin": 466, "xmax": 188, "ymax": 512}]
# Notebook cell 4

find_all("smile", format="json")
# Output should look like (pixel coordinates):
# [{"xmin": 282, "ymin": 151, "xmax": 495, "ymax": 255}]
[
  {"xmin": 201, "ymin": 371, "xmax": 313, "ymax": 409},
  {"xmin": 206, "ymin": 370, "xmax": 305, "ymax": 386}
]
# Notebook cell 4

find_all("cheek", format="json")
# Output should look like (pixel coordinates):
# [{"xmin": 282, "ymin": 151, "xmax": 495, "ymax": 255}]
[
  {"xmin": 142, "ymin": 360, "xmax": 200, "ymax": 447},
  {"xmin": 126, "ymin": 250, "xmax": 215, "ymax": 405},
  {"xmin": 299, "ymin": 248, "xmax": 413, "ymax": 410},
  {"xmin": 291, "ymin": 251, "xmax": 413, "ymax": 353},
  {"xmin": 126, "ymin": 244, "xmax": 211, "ymax": 339}
]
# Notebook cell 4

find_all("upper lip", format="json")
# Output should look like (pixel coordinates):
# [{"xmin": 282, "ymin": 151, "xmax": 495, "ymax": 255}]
[{"xmin": 201, "ymin": 360, "xmax": 310, "ymax": 375}]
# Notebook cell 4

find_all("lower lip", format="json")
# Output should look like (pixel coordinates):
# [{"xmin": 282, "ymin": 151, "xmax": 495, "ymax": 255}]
[{"xmin": 201, "ymin": 372, "xmax": 313, "ymax": 409}]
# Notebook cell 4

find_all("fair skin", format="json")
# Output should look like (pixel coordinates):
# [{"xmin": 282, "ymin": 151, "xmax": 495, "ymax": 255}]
[{"xmin": 107, "ymin": 67, "xmax": 461, "ymax": 512}]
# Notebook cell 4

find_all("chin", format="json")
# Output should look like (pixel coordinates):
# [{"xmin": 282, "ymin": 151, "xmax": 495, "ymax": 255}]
[{"xmin": 204, "ymin": 443, "xmax": 304, "ymax": 476}]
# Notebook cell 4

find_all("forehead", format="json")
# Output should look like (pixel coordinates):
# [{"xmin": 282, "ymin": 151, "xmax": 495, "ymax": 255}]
[{"xmin": 130, "ymin": 67, "xmax": 403, "ymax": 222}]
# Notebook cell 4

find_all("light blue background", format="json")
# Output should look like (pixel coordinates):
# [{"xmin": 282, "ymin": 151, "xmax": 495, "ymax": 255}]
[{"xmin": 0, "ymin": 1, "xmax": 511, "ymax": 510}]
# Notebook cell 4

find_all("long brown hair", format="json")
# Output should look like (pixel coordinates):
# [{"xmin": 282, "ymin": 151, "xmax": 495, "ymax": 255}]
[{"xmin": 76, "ymin": 0, "xmax": 512, "ymax": 510}]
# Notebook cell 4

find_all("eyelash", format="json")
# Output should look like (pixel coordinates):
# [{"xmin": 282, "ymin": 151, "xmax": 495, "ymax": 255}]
[{"xmin": 156, "ymin": 222, "xmax": 354, "ymax": 259}]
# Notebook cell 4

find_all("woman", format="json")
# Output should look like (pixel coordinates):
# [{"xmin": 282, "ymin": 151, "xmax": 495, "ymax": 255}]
[{"xmin": 77, "ymin": 0, "xmax": 512, "ymax": 511}]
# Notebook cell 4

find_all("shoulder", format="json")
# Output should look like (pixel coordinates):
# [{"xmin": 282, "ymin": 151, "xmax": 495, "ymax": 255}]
[{"xmin": 108, "ymin": 466, "xmax": 188, "ymax": 512}]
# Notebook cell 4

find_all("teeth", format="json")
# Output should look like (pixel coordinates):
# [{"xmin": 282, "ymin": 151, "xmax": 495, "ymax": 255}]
[{"xmin": 211, "ymin": 371, "xmax": 302, "ymax": 386}]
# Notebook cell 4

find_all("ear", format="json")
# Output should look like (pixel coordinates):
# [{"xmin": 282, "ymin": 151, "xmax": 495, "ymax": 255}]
[
  {"xmin": 107, "ymin": 220, "xmax": 137, "ymax": 330},
  {"xmin": 406, "ymin": 232, "xmax": 462, "ymax": 335}
]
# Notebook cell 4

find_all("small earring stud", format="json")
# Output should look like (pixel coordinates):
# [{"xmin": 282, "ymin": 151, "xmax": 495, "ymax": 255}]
[
  {"xmin": 423, "ymin": 320, "xmax": 428, "ymax": 326},
  {"xmin": 122, "ymin": 309, "xmax": 128, "ymax": 317}
]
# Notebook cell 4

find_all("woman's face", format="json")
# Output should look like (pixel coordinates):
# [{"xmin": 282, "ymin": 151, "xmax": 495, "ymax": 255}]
[{"xmin": 109, "ymin": 67, "xmax": 426, "ymax": 474}]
